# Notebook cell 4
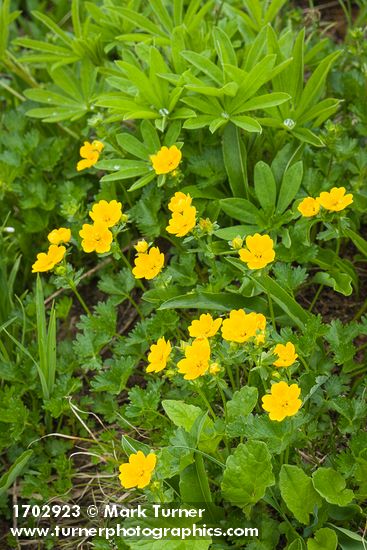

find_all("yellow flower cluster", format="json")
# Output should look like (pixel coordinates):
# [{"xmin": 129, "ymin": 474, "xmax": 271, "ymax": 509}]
[
  {"xmin": 150, "ymin": 145, "xmax": 182, "ymax": 175},
  {"xmin": 166, "ymin": 192, "xmax": 197, "ymax": 237},
  {"xmin": 298, "ymin": 186, "xmax": 353, "ymax": 217},
  {"xmin": 239, "ymin": 233, "xmax": 275, "ymax": 270},
  {"xmin": 77, "ymin": 140, "xmax": 104, "ymax": 171},
  {"xmin": 32, "ymin": 227, "xmax": 71, "ymax": 273},
  {"xmin": 79, "ymin": 200, "xmax": 122, "ymax": 254},
  {"xmin": 119, "ymin": 451, "xmax": 157, "ymax": 489}
]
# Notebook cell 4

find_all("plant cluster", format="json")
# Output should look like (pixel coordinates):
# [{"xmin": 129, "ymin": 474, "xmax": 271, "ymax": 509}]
[{"xmin": 0, "ymin": 1, "xmax": 367, "ymax": 549}]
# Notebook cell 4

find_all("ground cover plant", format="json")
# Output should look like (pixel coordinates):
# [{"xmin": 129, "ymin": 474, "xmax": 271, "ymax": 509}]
[{"xmin": 0, "ymin": 0, "xmax": 367, "ymax": 548}]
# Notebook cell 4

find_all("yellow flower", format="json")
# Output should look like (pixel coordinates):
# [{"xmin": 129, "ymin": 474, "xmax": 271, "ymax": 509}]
[
  {"xmin": 132, "ymin": 246, "xmax": 164, "ymax": 280},
  {"xmin": 134, "ymin": 240, "xmax": 149, "ymax": 253},
  {"xmin": 209, "ymin": 362, "xmax": 220, "ymax": 375},
  {"xmin": 146, "ymin": 337, "xmax": 172, "ymax": 373},
  {"xmin": 297, "ymin": 197, "xmax": 320, "ymax": 217},
  {"xmin": 168, "ymin": 192, "xmax": 192, "ymax": 213},
  {"xmin": 221, "ymin": 310, "xmax": 265, "ymax": 344},
  {"xmin": 262, "ymin": 381, "xmax": 302, "ymax": 421},
  {"xmin": 79, "ymin": 221, "xmax": 113, "ymax": 254},
  {"xmin": 89, "ymin": 199, "xmax": 122, "ymax": 228},
  {"xmin": 76, "ymin": 140, "xmax": 104, "ymax": 171},
  {"xmin": 118, "ymin": 451, "xmax": 157, "ymax": 489},
  {"xmin": 150, "ymin": 145, "xmax": 182, "ymax": 175},
  {"xmin": 32, "ymin": 245, "xmax": 66, "ymax": 273},
  {"xmin": 231, "ymin": 236, "xmax": 244, "ymax": 250},
  {"xmin": 239, "ymin": 234, "xmax": 275, "ymax": 270},
  {"xmin": 47, "ymin": 227, "xmax": 71, "ymax": 245},
  {"xmin": 166, "ymin": 206, "xmax": 197, "ymax": 237},
  {"xmin": 317, "ymin": 187, "xmax": 353, "ymax": 212},
  {"xmin": 188, "ymin": 313, "xmax": 222, "ymax": 339},
  {"xmin": 177, "ymin": 338, "xmax": 211, "ymax": 380},
  {"xmin": 273, "ymin": 342, "xmax": 298, "ymax": 368}
]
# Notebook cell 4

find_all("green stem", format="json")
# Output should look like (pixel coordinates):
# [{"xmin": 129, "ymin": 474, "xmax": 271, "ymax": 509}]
[
  {"xmin": 194, "ymin": 383, "xmax": 216, "ymax": 419},
  {"xmin": 68, "ymin": 281, "xmax": 91, "ymax": 316},
  {"xmin": 353, "ymin": 299, "xmax": 367, "ymax": 322},
  {"xmin": 299, "ymin": 355, "xmax": 310, "ymax": 373},
  {"xmin": 308, "ymin": 284, "xmax": 323, "ymax": 312},
  {"xmin": 225, "ymin": 361, "xmax": 236, "ymax": 392}
]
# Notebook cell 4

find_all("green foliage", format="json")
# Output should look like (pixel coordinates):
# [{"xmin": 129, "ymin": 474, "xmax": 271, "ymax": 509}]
[
  {"xmin": 221, "ymin": 441, "xmax": 275, "ymax": 515},
  {"xmin": 1, "ymin": 1, "xmax": 367, "ymax": 548}
]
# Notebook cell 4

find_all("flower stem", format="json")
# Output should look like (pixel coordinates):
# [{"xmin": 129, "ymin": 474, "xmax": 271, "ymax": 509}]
[
  {"xmin": 194, "ymin": 383, "xmax": 216, "ymax": 419},
  {"xmin": 308, "ymin": 284, "xmax": 323, "ymax": 312},
  {"xmin": 68, "ymin": 281, "xmax": 91, "ymax": 316}
]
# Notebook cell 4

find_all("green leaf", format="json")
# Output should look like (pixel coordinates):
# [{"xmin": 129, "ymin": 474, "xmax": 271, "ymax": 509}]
[
  {"xmin": 277, "ymin": 160, "xmax": 303, "ymax": 214},
  {"xmin": 213, "ymin": 27, "xmax": 237, "ymax": 66},
  {"xmin": 296, "ymin": 51, "xmax": 341, "ymax": 118},
  {"xmin": 226, "ymin": 387, "xmax": 258, "ymax": 437},
  {"xmin": 312, "ymin": 271, "xmax": 353, "ymax": 297},
  {"xmin": 312, "ymin": 468, "xmax": 354, "ymax": 506},
  {"xmin": 214, "ymin": 225, "xmax": 258, "ymax": 240},
  {"xmin": 291, "ymin": 127, "xmax": 325, "ymax": 147},
  {"xmin": 254, "ymin": 161, "xmax": 277, "ymax": 213},
  {"xmin": 149, "ymin": 0, "xmax": 173, "ymax": 33},
  {"xmin": 287, "ymin": 540, "xmax": 306, "ymax": 550},
  {"xmin": 250, "ymin": 271, "xmax": 311, "ymax": 329},
  {"xmin": 307, "ymin": 528, "xmax": 338, "ymax": 550},
  {"xmin": 234, "ymin": 92, "xmax": 290, "ymax": 113},
  {"xmin": 219, "ymin": 198, "xmax": 262, "ymax": 224},
  {"xmin": 116, "ymin": 133, "xmax": 150, "ymax": 160},
  {"xmin": 159, "ymin": 291, "xmax": 266, "ymax": 313},
  {"xmin": 0, "ymin": 450, "xmax": 33, "ymax": 496},
  {"xmin": 221, "ymin": 440, "xmax": 275, "ymax": 515},
  {"xmin": 222, "ymin": 123, "xmax": 249, "ymax": 198},
  {"xmin": 343, "ymin": 228, "xmax": 367, "ymax": 258},
  {"xmin": 231, "ymin": 115, "xmax": 262, "ymax": 133},
  {"xmin": 180, "ymin": 50, "xmax": 223, "ymax": 85},
  {"xmin": 279, "ymin": 465, "xmax": 322, "ymax": 525},
  {"xmin": 162, "ymin": 400, "xmax": 203, "ymax": 432}
]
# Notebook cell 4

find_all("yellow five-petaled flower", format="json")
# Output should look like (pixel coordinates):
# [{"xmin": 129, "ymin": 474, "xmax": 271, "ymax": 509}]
[
  {"xmin": 89, "ymin": 200, "xmax": 122, "ymax": 228},
  {"xmin": 132, "ymin": 246, "xmax": 164, "ymax": 280},
  {"xmin": 166, "ymin": 206, "xmax": 197, "ymax": 237},
  {"xmin": 262, "ymin": 381, "xmax": 302, "ymax": 422},
  {"xmin": 239, "ymin": 234, "xmax": 275, "ymax": 270},
  {"xmin": 77, "ymin": 140, "xmax": 104, "ymax": 171},
  {"xmin": 146, "ymin": 337, "xmax": 172, "ymax": 373},
  {"xmin": 150, "ymin": 145, "xmax": 182, "ymax": 175},
  {"xmin": 221, "ymin": 310, "xmax": 266, "ymax": 344},
  {"xmin": 118, "ymin": 451, "xmax": 157, "ymax": 489},
  {"xmin": 47, "ymin": 227, "xmax": 71, "ymax": 245},
  {"xmin": 188, "ymin": 313, "xmax": 222, "ymax": 339},
  {"xmin": 273, "ymin": 342, "xmax": 298, "ymax": 368},
  {"xmin": 317, "ymin": 186, "xmax": 353, "ymax": 212},
  {"xmin": 177, "ymin": 338, "xmax": 211, "ymax": 380},
  {"xmin": 79, "ymin": 221, "xmax": 113, "ymax": 254},
  {"xmin": 298, "ymin": 197, "xmax": 320, "ymax": 217},
  {"xmin": 32, "ymin": 245, "xmax": 66, "ymax": 273}
]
